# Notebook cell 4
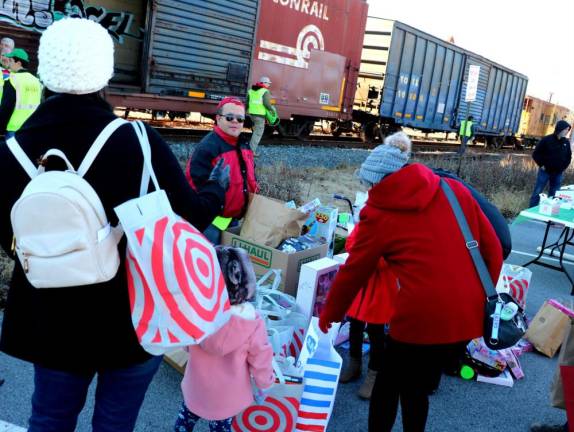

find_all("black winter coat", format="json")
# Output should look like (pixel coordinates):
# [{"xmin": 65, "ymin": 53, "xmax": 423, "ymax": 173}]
[
  {"xmin": 434, "ymin": 169, "xmax": 512, "ymax": 259},
  {"xmin": 0, "ymin": 94, "xmax": 225, "ymax": 373},
  {"xmin": 532, "ymin": 131, "xmax": 572, "ymax": 174}
]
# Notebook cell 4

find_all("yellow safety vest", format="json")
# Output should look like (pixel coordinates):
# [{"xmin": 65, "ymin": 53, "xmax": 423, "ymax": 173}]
[
  {"xmin": 248, "ymin": 88, "xmax": 268, "ymax": 116},
  {"xmin": 459, "ymin": 120, "xmax": 473, "ymax": 137},
  {"xmin": 7, "ymin": 72, "xmax": 42, "ymax": 132}
]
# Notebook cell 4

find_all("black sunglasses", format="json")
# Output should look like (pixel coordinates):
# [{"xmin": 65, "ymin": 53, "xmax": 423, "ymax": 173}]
[{"xmin": 220, "ymin": 114, "xmax": 245, "ymax": 123}]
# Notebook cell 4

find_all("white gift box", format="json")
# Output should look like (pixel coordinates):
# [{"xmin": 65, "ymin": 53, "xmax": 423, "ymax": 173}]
[
  {"xmin": 295, "ymin": 257, "xmax": 340, "ymax": 321},
  {"xmin": 332, "ymin": 253, "xmax": 349, "ymax": 264},
  {"xmin": 539, "ymin": 194, "xmax": 561, "ymax": 216},
  {"xmin": 477, "ymin": 369, "xmax": 514, "ymax": 387}
]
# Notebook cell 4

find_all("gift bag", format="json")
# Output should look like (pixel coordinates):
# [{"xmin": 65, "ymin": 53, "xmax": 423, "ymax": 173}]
[
  {"xmin": 495, "ymin": 264, "xmax": 532, "ymax": 309},
  {"xmin": 551, "ymin": 320, "xmax": 574, "ymax": 408},
  {"xmin": 240, "ymin": 194, "xmax": 309, "ymax": 248},
  {"xmin": 115, "ymin": 122, "xmax": 231, "ymax": 355},
  {"xmin": 295, "ymin": 317, "xmax": 342, "ymax": 432},
  {"xmin": 232, "ymin": 360, "xmax": 304, "ymax": 431},
  {"xmin": 256, "ymin": 270, "xmax": 295, "ymax": 320},
  {"xmin": 526, "ymin": 301, "xmax": 571, "ymax": 357},
  {"xmin": 255, "ymin": 270, "xmax": 309, "ymax": 358}
]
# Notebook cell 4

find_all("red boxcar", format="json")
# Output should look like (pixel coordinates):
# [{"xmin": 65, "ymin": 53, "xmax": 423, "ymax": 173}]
[
  {"xmin": 250, "ymin": 0, "xmax": 368, "ymax": 135},
  {"xmin": 0, "ymin": 0, "xmax": 367, "ymax": 135}
]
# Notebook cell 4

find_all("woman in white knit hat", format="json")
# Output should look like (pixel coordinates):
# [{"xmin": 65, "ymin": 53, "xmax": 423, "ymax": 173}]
[
  {"xmin": 319, "ymin": 132, "xmax": 503, "ymax": 431},
  {"xmin": 0, "ymin": 18, "xmax": 229, "ymax": 432}
]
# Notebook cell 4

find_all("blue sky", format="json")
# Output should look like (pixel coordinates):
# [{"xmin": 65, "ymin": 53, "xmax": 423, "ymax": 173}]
[{"xmin": 367, "ymin": 0, "xmax": 574, "ymax": 109}]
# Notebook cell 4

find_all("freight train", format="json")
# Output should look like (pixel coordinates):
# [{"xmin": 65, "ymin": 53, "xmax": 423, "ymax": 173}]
[
  {"xmin": 0, "ymin": 1, "xmax": 570, "ymax": 147},
  {"xmin": 0, "ymin": 0, "xmax": 368, "ymax": 139},
  {"xmin": 518, "ymin": 95, "xmax": 574, "ymax": 147},
  {"xmin": 340, "ymin": 17, "xmax": 530, "ymax": 148}
]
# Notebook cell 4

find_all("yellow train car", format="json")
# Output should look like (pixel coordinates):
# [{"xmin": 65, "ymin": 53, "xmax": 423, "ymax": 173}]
[{"xmin": 519, "ymin": 95, "xmax": 574, "ymax": 146}]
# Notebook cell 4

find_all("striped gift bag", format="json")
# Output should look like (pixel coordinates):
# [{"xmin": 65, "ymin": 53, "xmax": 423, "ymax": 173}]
[{"xmin": 295, "ymin": 317, "xmax": 342, "ymax": 432}]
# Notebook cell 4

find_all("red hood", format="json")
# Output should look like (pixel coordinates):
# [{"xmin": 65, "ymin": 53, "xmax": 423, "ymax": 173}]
[{"xmin": 367, "ymin": 163, "xmax": 441, "ymax": 211}]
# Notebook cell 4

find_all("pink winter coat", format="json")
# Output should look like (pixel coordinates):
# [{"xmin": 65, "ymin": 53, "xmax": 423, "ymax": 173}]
[{"xmin": 181, "ymin": 302, "xmax": 274, "ymax": 420}]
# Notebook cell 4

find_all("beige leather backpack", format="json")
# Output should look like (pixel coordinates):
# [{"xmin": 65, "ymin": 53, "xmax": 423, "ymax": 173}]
[{"xmin": 6, "ymin": 118, "xmax": 128, "ymax": 288}]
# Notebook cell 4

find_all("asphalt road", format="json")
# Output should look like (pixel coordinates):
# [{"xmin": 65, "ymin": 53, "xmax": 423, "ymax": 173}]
[{"xmin": 0, "ymin": 219, "xmax": 570, "ymax": 431}]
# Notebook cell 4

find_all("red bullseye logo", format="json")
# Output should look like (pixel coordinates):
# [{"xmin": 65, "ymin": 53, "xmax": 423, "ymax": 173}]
[
  {"xmin": 127, "ymin": 215, "xmax": 230, "ymax": 353},
  {"xmin": 232, "ymin": 397, "xmax": 300, "ymax": 431}
]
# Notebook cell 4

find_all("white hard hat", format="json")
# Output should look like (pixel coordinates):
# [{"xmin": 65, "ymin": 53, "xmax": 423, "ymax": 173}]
[{"xmin": 259, "ymin": 76, "xmax": 272, "ymax": 85}]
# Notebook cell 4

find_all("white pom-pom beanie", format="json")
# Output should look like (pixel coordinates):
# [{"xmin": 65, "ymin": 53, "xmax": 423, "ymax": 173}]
[{"xmin": 38, "ymin": 18, "xmax": 114, "ymax": 95}]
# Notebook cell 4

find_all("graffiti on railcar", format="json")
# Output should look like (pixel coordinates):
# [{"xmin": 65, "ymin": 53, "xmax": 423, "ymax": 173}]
[{"xmin": 0, "ymin": 0, "xmax": 143, "ymax": 43}]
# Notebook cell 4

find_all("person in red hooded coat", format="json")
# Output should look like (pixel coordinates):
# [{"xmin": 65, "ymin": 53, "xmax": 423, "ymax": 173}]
[{"xmin": 319, "ymin": 132, "xmax": 503, "ymax": 432}]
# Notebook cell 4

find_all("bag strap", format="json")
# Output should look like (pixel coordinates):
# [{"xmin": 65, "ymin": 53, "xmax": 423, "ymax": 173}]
[
  {"xmin": 6, "ymin": 136, "xmax": 37, "ymax": 179},
  {"xmin": 272, "ymin": 357, "xmax": 286, "ymax": 384},
  {"xmin": 132, "ymin": 120, "xmax": 160, "ymax": 193},
  {"xmin": 440, "ymin": 179, "xmax": 498, "ymax": 300},
  {"xmin": 77, "ymin": 118, "xmax": 129, "ymax": 177}
]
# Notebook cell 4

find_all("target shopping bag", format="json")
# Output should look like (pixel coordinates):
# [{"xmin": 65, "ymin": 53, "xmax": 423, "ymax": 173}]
[
  {"xmin": 232, "ymin": 360, "xmax": 304, "ymax": 431},
  {"xmin": 115, "ymin": 121, "xmax": 231, "ymax": 355},
  {"xmin": 496, "ymin": 264, "xmax": 532, "ymax": 309}
]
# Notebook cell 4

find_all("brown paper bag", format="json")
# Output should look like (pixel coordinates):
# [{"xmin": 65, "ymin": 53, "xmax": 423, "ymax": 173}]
[
  {"xmin": 551, "ymin": 319, "xmax": 574, "ymax": 408},
  {"xmin": 526, "ymin": 301, "xmax": 571, "ymax": 357},
  {"xmin": 240, "ymin": 194, "xmax": 308, "ymax": 247}
]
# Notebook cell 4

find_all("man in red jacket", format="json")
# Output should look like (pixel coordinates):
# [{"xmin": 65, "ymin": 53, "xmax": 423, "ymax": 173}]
[
  {"xmin": 186, "ymin": 97, "xmax": 259, "ymax": 244},
  {"xmin": 319, "ymin": 132, "xmax": 503, "ymax": 431}
]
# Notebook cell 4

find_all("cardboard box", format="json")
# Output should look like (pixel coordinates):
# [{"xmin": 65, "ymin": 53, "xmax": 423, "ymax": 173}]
[
  {"xmin": 164, "ymin": 347, "xmax": 187, "ymax": 374},
  {"xmin": 221, "ymin": 227, "xmax": 328, "ymax": 296},
  {"xmin": 296, "ymin": 257, "xmax": 340, "ymax": 321}
]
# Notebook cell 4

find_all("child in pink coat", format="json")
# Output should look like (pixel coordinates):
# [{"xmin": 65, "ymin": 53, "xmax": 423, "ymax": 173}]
[{"xmin": 175, "ymin": 246, "xmax": 274, "ymax": 432}]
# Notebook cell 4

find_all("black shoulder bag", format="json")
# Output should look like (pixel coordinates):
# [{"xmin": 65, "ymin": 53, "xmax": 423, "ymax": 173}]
[{"xmin": 440, "ymin": 179, "xmax": 527, "ymax": 350}]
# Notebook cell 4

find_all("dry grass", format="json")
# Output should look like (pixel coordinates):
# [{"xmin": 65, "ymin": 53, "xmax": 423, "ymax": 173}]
[{"xmin": 0, "ymin": 152, "xmax": 568, "ymax": 309}]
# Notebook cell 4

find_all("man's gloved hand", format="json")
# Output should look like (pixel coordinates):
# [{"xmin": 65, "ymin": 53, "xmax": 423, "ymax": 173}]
[{"xmin": 208, "ymin": 159, "xmax": 230, "ymax": 191}]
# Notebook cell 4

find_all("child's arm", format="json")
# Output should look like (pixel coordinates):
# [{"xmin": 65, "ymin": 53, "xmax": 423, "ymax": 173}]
[{"xmin": 247, "ymin": 317, "xmax": 274, "ymax": 390}]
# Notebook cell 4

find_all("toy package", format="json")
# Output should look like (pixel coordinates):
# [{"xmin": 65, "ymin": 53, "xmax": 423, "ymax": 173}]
[{"xmin": 302, "ymin": 206, "xmax": 339, "ymax": 257}]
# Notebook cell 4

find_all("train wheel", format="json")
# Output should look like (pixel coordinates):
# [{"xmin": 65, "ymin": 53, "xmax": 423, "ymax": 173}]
[
  {"xmin": 330, "ymin": 121, "xmax": 342, "ymax": 138},
  {"xmin": 487, "ymin": 136, "xmax": 503, "ymax": 149},
  {"xmin": 360, "ymin": 122, "xmax": 379, "ymax": 143},
  {"xmin": 296, "ymin": 120, "xmax": 315, "ymax": 139}
]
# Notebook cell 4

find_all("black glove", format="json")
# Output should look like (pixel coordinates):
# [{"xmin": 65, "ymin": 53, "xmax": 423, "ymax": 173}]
[{"xmin": 208, "ymin": 158, "xmax": 230, "ymax": 191}]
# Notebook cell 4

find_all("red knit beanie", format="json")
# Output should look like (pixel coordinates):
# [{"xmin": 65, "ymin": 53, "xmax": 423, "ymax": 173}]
[{"xmin": 217, "ymin": 97, "xmax": 245, "ymax": 112}]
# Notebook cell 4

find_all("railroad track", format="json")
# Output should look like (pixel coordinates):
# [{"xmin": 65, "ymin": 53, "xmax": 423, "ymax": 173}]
[{"xmin": 153, "ymin": 125, "xmax": 529, "ymax": 154}]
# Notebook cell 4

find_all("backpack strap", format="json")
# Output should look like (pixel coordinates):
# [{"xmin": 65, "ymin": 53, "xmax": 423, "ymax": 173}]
[
  {"xmin": 77, "ymin": 118, "xmax": 129, "ymax": 177},
  {"xmin": 6, "ymin": 136, "xmax": 37, "ymax": 179},
  {"xmin": 132, "ymin": 120, "xmax": 160, "ymax": 193}
]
